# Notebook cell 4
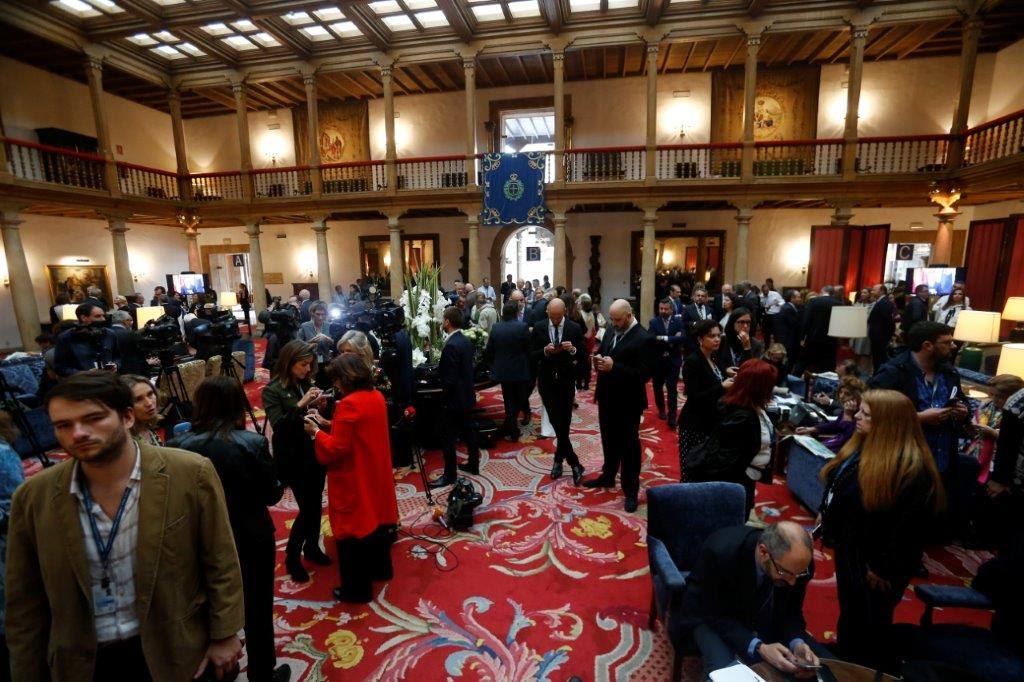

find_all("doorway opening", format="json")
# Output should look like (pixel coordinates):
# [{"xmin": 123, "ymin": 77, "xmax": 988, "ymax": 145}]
[
  {"xmin": 502, "ymin": 225, "xmax": 554, "ymax": 286},
  {"xmin": 209, "ymin": 251, "xmax": 252, "ymax": 325},
  {"xmin": 629, "ymin": 230, "xmax": 727, "ymax": 299},
  {"xmin": 500, "ymin": 109, "xmax": 555, "ymax": 153}
]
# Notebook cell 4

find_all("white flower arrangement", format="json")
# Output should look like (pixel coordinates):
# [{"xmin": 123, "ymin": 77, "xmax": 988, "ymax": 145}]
[{"xmin": 401, "ymin": 265, "xmax": 447, "ymax": 367}]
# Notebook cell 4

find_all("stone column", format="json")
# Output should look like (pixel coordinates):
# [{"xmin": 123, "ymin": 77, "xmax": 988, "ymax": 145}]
[
  {"xmin": 740, "ymin": 33, "xmax": 761, "ymax": 181},
  {"xmin": 302, "ymin": 72, "xmax": 324, "ymax": 196},
  {"xmin": 382, "ymin": 65, "xmax": 398, "ymax": 191},
  {"xmin": 311, "ymin": 217, "xmax": 332, "ymax": 298},
  {"xmin": 231, "ymin": 81, "xmax": 254, "ymax": 199},
  {"xmin": 467, "ymin": 211, "xmax": 480, "ymax": 285},
  {"xmin": 640, "ymin": 207, "xmax": 657, "ymax": 321},
  {"xmin": 84, "ymin": 54, "xmax": 120, "ymax": 196},
  {"xmin": 463, "ymin": 58, "xmax": 477, "ymax": 188},
  {"xmin": 933, "ymin": 214, "xmax": 956, "ymax": 265},
  {"xmin": 842, "ymin": 25, "xmax": 868, "ymax": 179},
  {"xmin": 387, "ymin": 214, "xmax": 404, "ymax": 300},
  {"xmin": 552, "ymin": 210, "xmax": 567, "ymax": 287},
  {"xmin": 168, "ymin": 89, "xmax": 191, "ymax": 200},
  {"xmin": 733, "ymin": 203, "xmax": 755, "ymax": 282},
  {"xmin": 183, "ymin": 226, "xmax": 201, "ymax": 272},
  {"xmin": 947, "ymin": 15, "xmax": 983, "ymax": 170},
  {"xmin": 553, "ymin": 51, "xmax": 565, "ymax": 183},
  {"xmin": 645, "ymin": 42, "xmax": 659, "ymax": 181},
  {"xmin": 245, "ymin": 222, "xmax": 266, "ymax": 313},
  {"xmin": 0, "ymin": 209, "xmax": 41, "ymax": 350},
  {"xmin": 106, "ymin": 215, "xmax": 134, "ymax": 295}
]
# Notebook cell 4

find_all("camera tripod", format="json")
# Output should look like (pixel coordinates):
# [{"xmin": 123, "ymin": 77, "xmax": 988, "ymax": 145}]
[
  {"xmin": 0, "ymin": 375, "xmax": 51, "ymax": 468},
  {"xmin": 151, "ymin": 357, "xmax": 193, "ymax": 424},
  {"xmin": 210, "ymin": 345, "xmax": 262, "ymax": 435}
]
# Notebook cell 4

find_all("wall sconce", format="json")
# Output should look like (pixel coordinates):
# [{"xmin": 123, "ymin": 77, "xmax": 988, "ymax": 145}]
[
  {"xmin": 132, "ymin": 270, "xmax": 148, "ymax": 283},
  {"xmin": 383, "ymin": 250, "xmax": 392, "ymax": 268},
  {"xmin": 2, "ymin": 277, "xmax": 8, "ymax": 288},
  {"xmin": 261, "ymin": 130, "xmax": 285, "ymax": 166}
]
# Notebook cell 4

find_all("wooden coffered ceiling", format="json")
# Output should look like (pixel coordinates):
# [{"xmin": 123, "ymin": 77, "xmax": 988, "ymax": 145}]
[{"xmin": 1, "ymin": 0, "xmax": 1022, "ymax": 119}]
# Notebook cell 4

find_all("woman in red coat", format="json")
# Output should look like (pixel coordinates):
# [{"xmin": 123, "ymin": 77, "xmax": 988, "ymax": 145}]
[{"xmin": 304, "ymin": 353, "xmax": 399, "ymax": 603}]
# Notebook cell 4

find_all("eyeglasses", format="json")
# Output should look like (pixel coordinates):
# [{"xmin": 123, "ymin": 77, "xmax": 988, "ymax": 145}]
[
  {"xmin": 769, "ymin": 553, "xmax": 810, "ymax": 580},
  {"xmin": 735, "ymin": 319, "xmax": 752, "ymax": 326}
]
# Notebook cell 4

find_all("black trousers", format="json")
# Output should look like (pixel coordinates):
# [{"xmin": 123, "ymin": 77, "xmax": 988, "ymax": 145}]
[
  {"xmin": 795, "ymin": 338, "xmax": 838, "ymax": 375},
  {"xmin": 833, "ymin": 544, "xmax": 907, "ymax": 671},
  {"xmin": 869, "ymin": 334, "xmax": 889, "ymax": 374},
  {"xmin": 499, "ymin": 380, "xmax": 532, "ymax": 437},
  {"xmin": 94, "ymin": 636, "xmax": 151, "ymax": 681},
  {"xmin": 651, "ymin": 360, "xmax": 681, "ymax": 418},
  {"xmin": 538, "ymin": 378, "xmax": 580, "ymax": 467},
  {"xmin": 598, "ymin": 404, "xmax": 643, "ymax": 496},
  {"xmin": 286, "ymin": 464, "xmax": 326, "ymax": 558},
  {"xmin": 442, "ymin": 406, "xmax": 480, "ymax": 478},
  {"xmin": 336, "ymin": 525, "xmax": 395, "ymax": 602},
  {"xmin": 238, "ymin": 533, "xmax": 277, "ymax": 682}
]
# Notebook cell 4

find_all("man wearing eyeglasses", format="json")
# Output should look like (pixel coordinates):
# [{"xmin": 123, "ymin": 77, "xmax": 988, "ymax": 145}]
[{"xmin": 682, "ymin": 521, "xmax": 828, "ymax": 678}]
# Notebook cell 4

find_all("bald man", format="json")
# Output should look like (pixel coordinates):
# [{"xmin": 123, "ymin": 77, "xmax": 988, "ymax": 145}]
[
  {"xmin": 682, "ymin": 521, "xmax": 827, "ymax": 678},
  {"xmin": 584, "ymin": 299, "xmax": 653, "ymax": 512},
  {"xmin": 530, "ymin": 297, "xmax": 585, "ymax": 484}
]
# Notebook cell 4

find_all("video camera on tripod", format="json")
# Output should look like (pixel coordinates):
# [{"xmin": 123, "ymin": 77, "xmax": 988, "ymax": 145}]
[
  {"xmin": 258, "ymin": 299, "xmax": 300, "ymax": 338},
  {"xmin": 137, "ymin": 314, "xmax": 183, "ymax": 367},
  {"xmin": 192, "ymin": 309, "xmax": 242, "ymax": 360}
]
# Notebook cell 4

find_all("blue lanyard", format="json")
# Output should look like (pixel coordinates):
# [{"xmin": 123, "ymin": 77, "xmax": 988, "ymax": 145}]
[{"xmin": 80, "ymin": 474, "xmax": 133, "ymax": 588}]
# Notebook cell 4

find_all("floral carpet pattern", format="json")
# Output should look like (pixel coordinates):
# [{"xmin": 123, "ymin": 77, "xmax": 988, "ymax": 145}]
[{"xmin": 23, "ymin": 340, "xmax": 991, "ymax": 680}]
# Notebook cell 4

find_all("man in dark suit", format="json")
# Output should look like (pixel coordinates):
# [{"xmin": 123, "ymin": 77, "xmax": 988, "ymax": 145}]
[
  {"xmin": 867, "ymin": 283, "xmax": 896, "ymax": 373},
  {"xmin": 529, "ymin": 290, "xmax": 551, "ymax": 329},
  {"xmin": 584, "ymin": 299, "xmax": 652, "ymax": 512},
  {"xmin": 668, "ymin": 285, "xmax": 685, "ymax": 316},
  {"xmin": 531, "ymin": 298, "xmax": 585, "ymax": 484},
  {"xmin": 649, "ymin": 298, "xmax": 686, "ymax": 428},
  {"xmin": 794, "ymin": 286, "xmax": 837, "ymax": 375},
  {"xmin": 485, "ymin": 303, "xmax": 533, "ymax": 442},
  {"xmin": 682, "ymin": 287, "xmax": 714, "ymax": 354},
  {"xmin": 772, "ymin": 289, "xmax": 803, "ymax": 373},
  {"xmin": 682, "ymin": 521, "xmax": 826, "ymax": 677},
  {"xmin": 298, "ymin": 289, "xmax": 313, "ymax": 322},
  {"xmin": 739, "ymin": 281, "xmax": 761, "ymax": 331},
  {"xmin": 712, "ymin": 283, "xmax": 734, "ymax": 321},
  {"xmin": 500, "ymin": 274, "xmax": 516, "ymax": 306},
  {"xmin": 902, "ymin": 283, "xmax": 930, "ymax": 335},
  {"xmin": 430, "ymin": 307, "xmax": 480, "ymax": 487}
]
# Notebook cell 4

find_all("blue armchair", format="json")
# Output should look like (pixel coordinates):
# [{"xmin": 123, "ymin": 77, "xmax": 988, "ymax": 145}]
[{"xmin": 647, "ymin": 482, "xmax": 746, "ymax": 680}]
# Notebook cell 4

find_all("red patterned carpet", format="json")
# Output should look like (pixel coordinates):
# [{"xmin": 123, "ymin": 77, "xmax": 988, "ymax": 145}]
[{"xmin": 23, "ymin": 340, "xmax": 992, "ymax": 681}]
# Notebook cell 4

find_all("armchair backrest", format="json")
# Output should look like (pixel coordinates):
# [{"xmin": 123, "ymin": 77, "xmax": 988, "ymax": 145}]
[{"xmin": 647, "ymin": 482, "xmax": 746, "ymax": 571}]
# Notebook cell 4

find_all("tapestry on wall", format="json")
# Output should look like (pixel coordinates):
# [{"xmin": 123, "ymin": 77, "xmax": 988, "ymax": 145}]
[
  {"xmin": 481, "ymin": 153, "xmax": 547, "ymax": 226},
  {"xmin": 711, "ymin": 65, "xmax": 820, "ymax": 143},
  {"xmin": 293, "ymin": 99, "xmax": 372, "ymax": 188}
]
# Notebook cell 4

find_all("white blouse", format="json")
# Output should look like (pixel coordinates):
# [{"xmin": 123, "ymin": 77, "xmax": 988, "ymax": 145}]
[{"xmin": 747, "ymin": 409, "xmax": 773, "ymax": 481}]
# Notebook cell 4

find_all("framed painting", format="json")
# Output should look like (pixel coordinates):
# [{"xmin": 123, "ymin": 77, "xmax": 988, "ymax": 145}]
[{"xmin": 45, "ymin": 264, "xmax": 112, "ymax": 306}]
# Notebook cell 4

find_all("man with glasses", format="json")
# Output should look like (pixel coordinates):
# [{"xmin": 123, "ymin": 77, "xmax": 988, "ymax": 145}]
[{"xmin": 682, "ymin": 521, "xmax": 827, "ymax": 678}]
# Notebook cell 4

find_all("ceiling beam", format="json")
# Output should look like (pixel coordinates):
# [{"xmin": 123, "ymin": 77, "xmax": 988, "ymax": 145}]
[
  {"xmin": 399, "ymin": 66, "xmax": 430, "ymax": 92},
  {"xmin": 435, "ymin": 0, "xmax": 473, "ymax": 43},
  {"xmin": 409, "ymin": 64, "xmax": 442, "ymax": 91},
  {"xmin": 646, "ymin": 0, "xmax": 667, "ymax": 27},
  {"xmin": 896, "ymin": 19, "xmax": 956, "ymax": 59},
  {"xmin": 702, "ymin": 39, "xmax": 718, "ymax": 71},
  {"xmin": 680, "ymin": 40, "xmax": 697, "ymax": 72},
  {"xmin": 314, "ymin": 75, "xmax": 352, "ymax": 100},
  {"xmin": 177, "ymin": 28, "xmax": 240, "ymax": 67},
  {"xmin": 747, "ymin": 0, "xmax": 768, "ymax": 17},
  {"xmin": 252, "ymin": 17, "xmax": 310, "ymax": 58},
  {"xmin": 333, "ymin": 71, "xmax": 377, "ymax": 98},
  {"xmin": 115, "ymin": 0, "xmax": 164, "ymax": 27},
  {"xmin": 192, "ymin": 87, "xmax": 245, "ymax": 112},
  {"xmin": 539, "ymin": 0, "xmax": 562, "ymax": 34},
  {"xmin": 337, "ymin": 4, "xmax": 390, "ymax": 52},
  {"xmin": 722, "ymin": 37, "xmax": 743, "ymax": 70}
]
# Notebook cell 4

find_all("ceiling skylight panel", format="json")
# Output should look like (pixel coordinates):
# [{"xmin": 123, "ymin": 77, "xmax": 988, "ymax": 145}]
[
  {"xmin": 415, "ymin": 10, "xmax": 448, "ymax": 27},
  {"xmin": 607, "ymin": 0, "xmax": 638, "ymax": 8},
  {"xmin": 299, "ymin": 25, "xmax": 334, "ymax": 41},
  {"xmin": 251, "ymin": 32, "xmax": 281, "ymax": 47},
  {"xmin": 282, "ymin": 11, "xmax": 314, "ymax": 25},
  {"xmin": 151, "ymin": 45, "xmax": 185, "ymax": 60},
  {"xmin": 381, "ymin": 14, "xmax": 416, "ymax": 31},
  {"xmin": 508, "ymin": 0, "xmax": 540, "ymax": 18},
  {"xmin": 369, "ymin": 0, "xmax": 402, "ymax": 14},
  {"xmin": 314, "ymin": 6, "xmax": 345, "ymax": 21},
  {"xmin": 222, "ymin": 35, "xmax": 259, "ymax": 50},
  {"xmin": 151, "ymin": 0, "xmax": 185, "ymax": 5},
  {"xmin": 232, "ymin": 19, "xmax": 258, "ymax": 32},
  {"xmin": 178, "ymin": 42, "xmax": 206, "ymax": 57},
  {"xmin": 471, "ymin": 3, "xmax": 504, "ymax": 21},
  {"xmin": 404, "ymin": 0, "xmax": 437, "ymax": 9},
  {"xmin": 568, "ymin": 0, "xmax": 600, "ymax": 10},
  {"xmin": 202, "ymin": 23, "xmax": 232, "ymax": 35},
  {"xmin": 52, "ymin": 0, "xmax": 101, "ymax": 18},
  {"xmin": 329, "ymin": 21, "xmax": 362, "ymax": 38},
  {"xmin": 128, "ymin": 33, "xmax": 158, "ymax": 46},
  {"xmin": 90, "ymin": 0, "xmax": 124, "ymax": 12},
  {"xmin": 152, "ymin": 30, "xmax": 179, "ymax": 42}
]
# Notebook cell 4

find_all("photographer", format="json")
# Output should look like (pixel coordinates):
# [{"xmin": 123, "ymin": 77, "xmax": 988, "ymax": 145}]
[{"xmin": 53, "ymin": 303, "xmax": 121, "ymax": 376}]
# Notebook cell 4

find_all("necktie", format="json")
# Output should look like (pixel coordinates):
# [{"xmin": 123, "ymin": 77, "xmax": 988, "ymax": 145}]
[
  {"xmin": 612, "ymin": 331, "xmax": 622, "ymax": 350},
  {"xmin": 699, "ymin": 306, "xmax": 705, "ymax": 320},
  {"xmin": 554, "ymin": 324, "xmax": 561, "ymax": 345}
]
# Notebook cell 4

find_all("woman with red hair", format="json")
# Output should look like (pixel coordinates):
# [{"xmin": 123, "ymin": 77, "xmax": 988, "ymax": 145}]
[{"xmin": 709, "ymin": 359, "xmax": 778, "ymax": 515}]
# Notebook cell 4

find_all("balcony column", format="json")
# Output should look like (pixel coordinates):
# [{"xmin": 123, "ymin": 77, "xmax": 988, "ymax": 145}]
[
  {"xmin": 387, "ymin": 214, "xmax": 404, "ymax": 300},
  {"xmin": 244, "ymin": 221, "xmax": 266, "ymax": 314},
  {"xmin": 842, "ymin": 25, "xmax": 868, "ymax": 180},
  {"xmin": 553, "ymin": 50, "xmax": 566, "ymax": 184},
  {"xmin": 640, "ymin": 207, "xmax": 657, "ymax": 322},
  {"xmin": 930, "ymin": 187, "xmax": 961, "ymax": 265},
  {"xmin": 552, "ymin": 209, "xmax": 568, "ymax": 287},
  {"xmin": 302, "ymin": 71, "xmax": 324, "ymax": 197},
  {"xmin": 463, "ymin": 57, "xmax": 477, "ymax": 188},
  {"xmin": 467, "ymin": 211, "xmax": 480, "ymax": 285},
  {"xmin": 105, "ymin": 214, "xmax": 134, "ymax": 295},
  {"xmin": 183, "ymin": 226, "xmax": 201, "ymax": 272},
  {"xmin": 311, "ymin": 216, "xmax": 332, "ymax": 298},
  {"xmin": 167, "ymin": 89, "xmax": 191, "ymax": 201},
  {"xmin": 645, "ymin": 41, "xmax": 659, "ymax": 182},
  {"xmin": 0, "ymin": 105, "xmax": 10, "ymax": 182},
  {"xmin": 84, "ymin": 54, "xmax": 120, "ymax": 196},
  {"xmin": 0, "ymin": 207, "xmax": 41, "ymax": 350},
  {"xmin": 733, "ymin": 203, "xmax": 755, "ymax": 282},
  {"xmin": 946, "ymin": 15, "xmax": 983, "ymax": 170},
  {"xmin": 231, "ymin": 81, "xmax": 254, "ymax": 200},
  {"xmin": 740, "ymin": 33, "xmax": 761, "ymax": 181},
  {"xmin": 382, "ymin": 65, "xmax": 398, "ymax": 192}
]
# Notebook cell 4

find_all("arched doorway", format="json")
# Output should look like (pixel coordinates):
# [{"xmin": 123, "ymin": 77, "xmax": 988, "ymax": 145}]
[{"xmin": 488, "ymin": 224, "xmax": 574, "ymax": 290}]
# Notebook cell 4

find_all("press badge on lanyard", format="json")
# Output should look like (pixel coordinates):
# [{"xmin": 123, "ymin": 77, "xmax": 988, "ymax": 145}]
[{"xmin": 81, "ymin": 478, "xmax": 132, "ymax": 617}]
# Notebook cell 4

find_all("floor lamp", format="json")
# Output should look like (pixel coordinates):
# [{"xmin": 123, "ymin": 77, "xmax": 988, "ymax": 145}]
[
  {"xmin": 997, "ymin": 344, "xmax": 1024, "ymax": 380},
  {"xmin": 953, "ymin": 311, "xmax": 1001, "ymax": 372}
]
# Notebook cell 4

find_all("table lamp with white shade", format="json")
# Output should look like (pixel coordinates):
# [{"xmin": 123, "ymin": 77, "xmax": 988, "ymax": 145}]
[
  {"xmin": 953, "ymin": 310, "xmax": 1002, "ymax": 371},
  {"xmin": 60, "ymin": 304, "xmax": 79, "ymax": 322},
  {"xmin": 1003, "ymin": 297, "xmax": 1024, "ymax": 343},
  {"xmin": 135, "ymin": 306, "xmax": 165, "ymax": 328},
  {"xmin": 827, "ymin": 306, "xmax": 868, "ymax": 339},
  {"xmin": 219, "ymin": 291, "xmax": 238, "ymax": 309},
  {"xmin": 997, "ymin": 344, "xmax": 1024, "ymax": 379}
]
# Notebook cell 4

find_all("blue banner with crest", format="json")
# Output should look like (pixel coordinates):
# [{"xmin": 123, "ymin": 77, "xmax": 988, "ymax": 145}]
[{"xmin": 481, "ymin": 152, "xmax": 546, "ymax": 226}]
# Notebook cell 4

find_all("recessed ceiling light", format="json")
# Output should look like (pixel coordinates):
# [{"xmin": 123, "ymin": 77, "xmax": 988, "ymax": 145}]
[
  {"xmin": 299, "ymin": 25, "xmax": 333, "ymax": 41},
  {"xmin": 178, "ymin": 42, "xmax": 206, "ymax": 56},
  {"xmin": 232, "ymin": 19, "xmax": 257, "ymax": 32},
  {"xmin": 607, "ymin": 0, "xmax": 638, "ymax": 8},
  {"xmin": 52, "ymin": 0, "xmax": 100, "ymax": 17},
  {"xmin": 152, "ymin": 45, "xmax": 185, "ymax": 59},
  {"xmin": 404, "ymin": 0, "xmax": 437, "ymax": 9},
  {"xmin": 568, "ymin": 0, "xmax": 600, "ymax": 10},
  {"xmin": 222, "ymin": 35, "xmax": 258, "ymax": 50}
]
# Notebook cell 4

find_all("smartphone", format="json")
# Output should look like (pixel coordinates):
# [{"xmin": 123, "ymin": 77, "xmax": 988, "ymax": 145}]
[{"xmin": 796, "ymin": 663, "xmax": 822, "ymax": 670}]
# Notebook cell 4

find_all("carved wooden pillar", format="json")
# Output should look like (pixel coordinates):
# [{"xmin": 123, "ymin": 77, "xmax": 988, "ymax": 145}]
[
  {"xmin": 740, "ymin": 33, "xmax": 761, "ymax": 181},
  {"xmin": 947, "ymin": 15, "xmax": 983, "ymax": 170},
  {"xmin": 842, "ymin": 25, "xmax": 868, "ymax": 179},
  {"xmin": 84, "ymin": 54, "xmax": 120, "ymax": 196},
  {"xmin": 106, "ymin": 214, "xmax": 134, "ymax": 295},
  {"xmin": 553, "ymin": 51, "xmax": 565, "ymax": 184},
  {"xmin": 387, "ymin": 214, "xmax": 404, "ymax": 299},
  {"xmin": 168, "ymin": 90, "xmax": 191, "ymax": 201},
  {"xmin": 588, "ymin": 235, "xmax": 602, "ymax": 303},
  {"xmin": 382, "ymin": 65, "xmax": 397, "ymax": 192},
  {"xmin": 640, "ymin": 208, "xmax": 657, "ymax": 321},
  {"xmin": 245, "ymin": 222, "xmax": 266, "ymax": 313},
  {"xmin": 232, "ymin": 81, "xmax": 254, "ymax": 200},
  {"xmin": 463, "ymin": 58, "xmax": 477, "ymax": 188},
  {"xmin": 302, "ymin": 72, "xmax": 324, "ymax": 196},
  {"xmin": 645, "ymin": 42, "xmax": 659, "ymax": 182}
]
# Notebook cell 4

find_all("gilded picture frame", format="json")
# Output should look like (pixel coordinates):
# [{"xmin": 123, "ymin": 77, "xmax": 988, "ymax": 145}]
[{"xmin": 45, "ymin": 264, "xmax": 113, "ymax": 306}]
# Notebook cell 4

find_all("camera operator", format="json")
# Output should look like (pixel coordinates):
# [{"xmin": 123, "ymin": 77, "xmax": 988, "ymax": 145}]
[
  {"xmin": 110, "ymin": 310, "xmax": 151, "ymax": 376},
  {"xmin": 53, "ymin": 303, "xmax": 121, "ymax": 376},
  {"xmin": 259, "ymin": 298, "xmax": 300, "ymax": 370}
]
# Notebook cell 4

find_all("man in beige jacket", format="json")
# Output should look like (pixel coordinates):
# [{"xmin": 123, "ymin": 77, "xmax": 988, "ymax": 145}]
[{"xmin": 5, "ymin": 370, "xmax": 245, "ymax": 681}]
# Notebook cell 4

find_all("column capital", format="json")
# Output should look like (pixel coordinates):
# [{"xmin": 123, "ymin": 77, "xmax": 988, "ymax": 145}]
[
  {"xmin": 244, "ymin": 222, "xmax": 262, "ymax": 237},
  {"xmin": 310, "ymin": 214, "xmax": 330, "ymax": 230},
  {"xmin": 646, "ymin": 42, "xmax": 660, "ymax": 56},
  {"xmin": 550, "ymin": 212, "xmax": 568, "ymax": 225},
  {"xmin": 462, "ymin": 58, "xmax": 476, "ymax": 70},
  {"xmin": 850, "ymin": 24, "xmax": 870, "ymax": 40},
  {"xmin": 380, "ymin": 64, "xmax": 393, "ymax": 79},
  {"xmin": 230, "ymin": 80, "xmax": 247, "ymax": 96},
  {"xmin": 745, "ymin": 33, "xmax": 762, "ymax": 47},
  {"xmin": 167, "ymin": 88, "xmax": 182, "ymax": 104},
  {"xmin": 302, "ymin": 73, "xmax": 317, "ymax": 88},
  {"xmin": 831, "ymin": 204, "xmax": 855, "ymax": 226},
  {"xmin": 176, "ymin": 209, "xmax": 201, "ymax": 231},
  {"xmin": 181, "ymin": 226, "xmax": 200, "ymax": 239},
  {"xmin": 642, "ymin": 206, "xmax": 658, "ymax": 222},
  {"xmin": 963, "ymin": 13, "xmax": 984, "ymax": 33},
  {"xmin": 84, "ymin": 53, "xmax": 104, "ymax": 73},
  {"xmin": 0, "ymin": 204, "xmax": 24, "ymax": 227},
  {"xmin": 103, "ymin": 212, "xmax": 132, "ymax": 231},
  {"xmin": 551, "ymin": 50, "xmax": 565, "ymax": 64}
]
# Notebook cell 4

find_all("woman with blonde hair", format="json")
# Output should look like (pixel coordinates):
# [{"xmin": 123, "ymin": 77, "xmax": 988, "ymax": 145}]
[
  {"xmin": 818, "ymin": 389, "xmax": 944, "ymax": 670},
  {"xmin": 338, "ymin": 330, "xmax": 392, "ymax": 399}
]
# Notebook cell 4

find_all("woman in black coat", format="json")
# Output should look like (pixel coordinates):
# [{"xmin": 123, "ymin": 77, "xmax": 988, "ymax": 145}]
[
  {"xmin": 169, "ymin": 376, "xmax": 288, "ymax": 682},
  {"xmin": 678, "ymin": 320, "xmax": 732, "ymax": 472},
  {"xmin": 716, "ymin": 306, "xmax": 764, "ymax": 376},
  {"xmin": 818, "ymin": 389, "xmax": 944, "ymax": 671}
]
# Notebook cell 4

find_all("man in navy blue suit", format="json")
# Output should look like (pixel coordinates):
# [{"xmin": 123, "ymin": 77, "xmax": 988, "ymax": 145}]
[
  {"xmin": 649, "ymin": 298, "xmax": 686, "ymax": 428},
  {"xmin": 682, "ymin": 286, "xmax": 714, "ymax": 355},
  {"xmin": 430, "ymin": 306, "xmax": 480, "ymax": 488}
]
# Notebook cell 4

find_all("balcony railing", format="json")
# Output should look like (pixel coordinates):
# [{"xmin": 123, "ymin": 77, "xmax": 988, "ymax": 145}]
[
  {"xmin": 753, "ymin": 139, "xmax": 843, "ymax": 177},
  {"xmin": 252, "ymin": 165, "xmax": 312, "ymax": 199},
  {"xmin": 963, "ymin": 108, "xmax": 1024, "ymax": 166},
  {"xmin": 4, "ymin": 138, "xmax": 107, "ymax": 191},
  {"xmin": 396, "ymin": 155, "xmax": 469, "ymax": 190},
  {"xmin": 191, "ymin": 171, "xmax": 245, "ymax": 202},
  {"xmin": 655, "ymin": 143, "xmax": 743, "ymax": 179},
  {"xmin": 322, "ymin": 160, "xmax": 387, "ymax": 194},
  {"xmin": 565, "ymin": 146, "xmax": 646, "ymax": 183},
  {"xmin": 855, "ymin": 135, "xmax": 950, "ymax": 174},
  {"xmin": 117, "ymin": 162, "xmax": 179, "ymax": 200}
]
